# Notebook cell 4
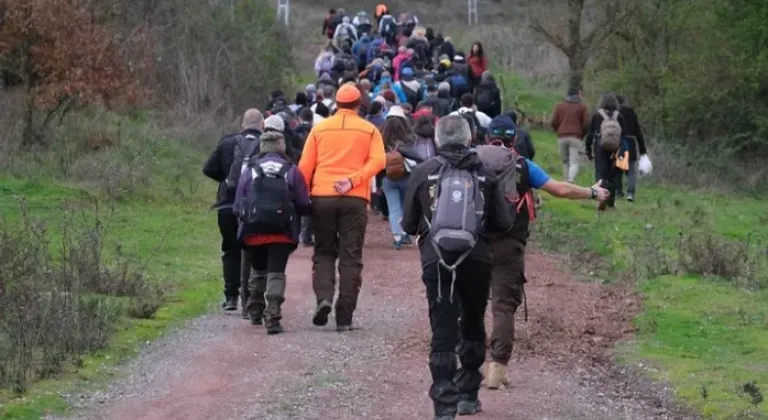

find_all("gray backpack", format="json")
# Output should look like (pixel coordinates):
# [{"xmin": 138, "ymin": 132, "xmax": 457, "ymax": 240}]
[
  {"xmin": 598, "ymin": 109, "xmax": 622, "ymax": 151},
  {"xmin": 427, "ymin": 157, "xmax": 485, "ymax": 301},
  {"xmin": 475, "ymin": 144, "xmax": 519, "ymax": 224}
]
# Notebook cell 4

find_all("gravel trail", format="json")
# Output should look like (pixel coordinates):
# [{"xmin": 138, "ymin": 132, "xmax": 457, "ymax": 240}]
[{"xmin": 53, "ymin": 218, "xmax": 695, "ymax": 420}]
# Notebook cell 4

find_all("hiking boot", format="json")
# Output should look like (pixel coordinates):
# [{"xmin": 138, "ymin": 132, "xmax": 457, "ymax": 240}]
[
  {"xmin": 250, "ymin": 314, "xmax": 263, "ymax": 326},
  {"xmin": 222, "ymin": 296, "xmax": 238, "ymax": 311},
  {"xmin": 485, "ymin": 362, "xmax": 509, "ymax": 390},
  {"xmin": 627, "ymin": 193, "xmax": 635, "ymax": 202},
  {"xmin": 401, "ymin": 235, "xmax": 413, "ymax": 245},
  {"xmin": 336, "ymin": 324, "xmax": 354, "ymax": 332},
  {"xmin": 393, "ymin": 238, "xmax": 404, "ymax": 250},
  {"xmin": 312, "ymin": 300, "xmax": 333, "ymax": 326},
  {"xmin": 266, "ymin": 321, "xmax": 284, "ymax": 335},
  {"xmin": 457, "ymin": 398, "xmax": 482, "ymax": 416}
]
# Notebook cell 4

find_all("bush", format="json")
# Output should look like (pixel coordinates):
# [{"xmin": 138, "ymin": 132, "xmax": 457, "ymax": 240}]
[{"xmin": 0, "ymin": 199, "xmax": 160, "ymax": 393}]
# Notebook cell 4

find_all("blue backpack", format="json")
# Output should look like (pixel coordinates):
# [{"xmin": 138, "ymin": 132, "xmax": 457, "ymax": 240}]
[{"xmin": 449, "ymin": 73, "xmax": 469, "ymax": 96}]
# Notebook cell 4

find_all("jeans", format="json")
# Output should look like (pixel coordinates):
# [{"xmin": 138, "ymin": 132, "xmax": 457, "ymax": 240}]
[
  {"xmin": 381, "ymin": 176, "xmax": 409, "ymax": 239},
  {"xmin": 423, "ymin": 260, "xmax": 491, "ymax": 417},
  {"xmin": 217, "ymin": 208, "xmax": 242, "ymax": 299},
  {"xmin": 616, "ymin": 161, "xmax": 638, "ymax": 195}
]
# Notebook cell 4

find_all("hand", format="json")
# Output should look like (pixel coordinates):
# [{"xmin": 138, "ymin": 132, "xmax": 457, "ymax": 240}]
[
  {"xmin": 333, "ymin": 178, "xmax": 353, "ymax": 194},
  {"xmin": 591, "ymin": 180, "xmax": 610, "ymax": 201}
]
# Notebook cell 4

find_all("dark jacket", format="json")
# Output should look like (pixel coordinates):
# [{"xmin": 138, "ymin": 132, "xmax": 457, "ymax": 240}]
[
  {"xmin": 618, "ymin": 105, "xmax": 647, "ymax": 162},
  {"xmin": 202, "ymin": 129, "xmax": 262, "ymax": 209},
  {"xmin": 438, "ymin": 41, "xmax": 455, "ymax": 61},
  {"xmin": 473, "ymin": 81, "xmax": 502, "ymax": 118},
  {"xmin": 402, "ymin": 144, "xmax": 514, "ymax": 266},
  {"xmin": 587, "ymin": 109, "xmax": 628, "ymax": 198},
  {"xmin": 417, "ymin": 95, "xmax": 452, "ymax": 117},
  {"xmin": 294, "ymin": 122, "xmax": 313, "ymax": 159},
  {"xmin": 234, "ymin": 152, "xmax": 312, "ymax": 243}
]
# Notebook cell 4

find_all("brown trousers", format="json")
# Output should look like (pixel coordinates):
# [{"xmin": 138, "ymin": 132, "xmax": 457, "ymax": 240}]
[
  {"xmin": 311, "ymin": 196, "xmax": 368, "ymax": 326},
  {"xmin": 489, "ymin": 236, "xmax": 526, "ymax": 365}
]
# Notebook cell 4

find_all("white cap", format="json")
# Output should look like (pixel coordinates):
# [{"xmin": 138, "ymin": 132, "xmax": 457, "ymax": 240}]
[{"xmin": 386, "ymin": 105, "xmax": 407, "ymax": 119}]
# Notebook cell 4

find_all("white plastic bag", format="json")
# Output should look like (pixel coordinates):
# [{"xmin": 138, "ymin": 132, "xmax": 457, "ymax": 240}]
[{"xmin": 638, "ymin": 154, "xmax": 653, "ymax": 176}]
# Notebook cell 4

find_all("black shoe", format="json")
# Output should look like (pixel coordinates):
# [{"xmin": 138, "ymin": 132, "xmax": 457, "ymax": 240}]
[
  {"xmin": 312, "ymin": 300, "xmax": 333, "ymax": 326},
  {"xmin": 336, "ymin": 324, "xmax": 354, "ymax": 332},
  {"xmin": 222, "ymin": 297, "xmax": 238, "ymax": 311},
  {"xmin": 250, "ymin": 315, "xmax": 263, "ymax": 326},
  {"xmin": 457, "ymin": 399, "xmax": 482, "ymax": 416},
  {"xmin": 266, "ymin": 322, "xmax": 284, "ymax": 335}
]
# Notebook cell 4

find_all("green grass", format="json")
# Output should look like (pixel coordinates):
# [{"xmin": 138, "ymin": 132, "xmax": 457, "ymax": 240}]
[
  {"xmin": 529, "ymin": 128, "xmax": 768, "ymax": 418},
  {"xmin": 0, "ymin": 159, "xmax": 222, "ymax": 416}
]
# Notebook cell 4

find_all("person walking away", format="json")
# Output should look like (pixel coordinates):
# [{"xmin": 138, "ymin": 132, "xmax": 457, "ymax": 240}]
[
  {"xmin": 467, "ymin": 42, "xmax": 488, "ymax": 89},
  {"xmin": 616, "ymin": 95, "xmax": 647, "ymax": 202},
  {"xmin": 418, "ymin": 83, "xmax": 452, "ymax": 117},
  {"xmin": 393, "ymin": 67, "xmax": 423, "ymax": 109},
  {"xmin": 550, "ymin": 88, "xmax": 590, "ymax": 182},
  {"xmin": 378, "ymin": 12, "xmax": 397, "ymax": 47},
  {"xmin": 392, "ymin": 46, "xmax": 411, "ymax": 81},
  {"xmin": 322, "ymin": 9, "xmax": 338, "ymax": 39},
  {"xmin": 315, "ymin": 44, "xmax": 336, "ymax": 78},
  {"xmin": 366, "ymin": 100, "xmax": 387, "ymax": 128},
  {"xmin": 446, "ymin": 60, "xmax": 471, "ymax": 107},
  {"xmin": 298, "ymin": 84, "xmax": 386, "ymax": 332},
  {"xmin": 233, "ymin": 131, "xmax": 312, "ymax": 334},
  {"xmin": 353, "ymin": 11, "xmax": 372, "ymax": 37},
  {"xmin": 203, "ymin": 109, "xmax": 264, "ymax": 312},
  {"xmin": 402, "ymin": 115, "xmax": 514, "ymax": 419},
  {"xmin": 296, "ymin": 109, "xmax": 315, "ymax": 246},
  {"xmin": 374, "ymin": 3, "xmax": 389, "ymax": 29},
  {"xmin": 380, "ymin": 105, "xmax": 418, "ymax": 249},
  {"xmin": 486, "ymin": 115, "xmax": 534, "ymax": 160},
  {"xmin": 437, "ymin": 36, "xmax": 456, "ymax": 61},
  {"xmin": 476, "ymin": 125, "xmax": 608, "ymax": 390},
  {"xmin": 453, "ymin": 94, "xmax": 492, "ymax": 131},
  {"xmin": 411, "ymin": 109, "xmax": 438, "ymax": 161},
  {"xmin": 333, "ymin": 16, "xmax": 358, "ymax": 50},
  {"xmin": 367, "ymin": 100, "xmax": 390, "ymax": 218},
  {"xmin": 586, "ymin": 93, "xmax": 628, "ymax": 210},
  {"xmin": 473, "ymin": 71, "xmax": 502, "ymax": 118}
]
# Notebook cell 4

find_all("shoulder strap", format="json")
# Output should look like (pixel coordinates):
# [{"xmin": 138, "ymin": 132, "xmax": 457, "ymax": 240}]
[
  {"xmin": 598, "ymin": 109, "xmax": 608, "ymax": 121},
  {"xmin": 612, "ymin": 110, "xmax": 619, "ymax": 120}
]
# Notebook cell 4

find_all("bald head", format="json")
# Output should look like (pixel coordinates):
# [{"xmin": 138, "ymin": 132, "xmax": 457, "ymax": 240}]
[{"xmin": 242, "ymin": 109, "xmax": 264, "ymax": 131}]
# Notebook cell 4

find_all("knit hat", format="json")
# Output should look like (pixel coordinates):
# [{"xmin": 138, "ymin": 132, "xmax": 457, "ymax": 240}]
[
  {"xmin": 386, "ymin": 105, "xmax": 407, "ymax": 119},
  {"xmin": 336, "ymin": 84, "xmax": 362, "ymax": 104},
  {"xmin": 401, "ymin": 67, "xmax": 414, "ymax": 78},
  {"xmin": 264, "ymin": 115, "xmax": 285, "ymax": 132}
]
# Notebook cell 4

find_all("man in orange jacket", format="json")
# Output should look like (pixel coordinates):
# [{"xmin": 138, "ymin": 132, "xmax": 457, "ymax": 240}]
[{"xmin": 299, "ymin": 84, "xmax": 386, "ymax": 332}]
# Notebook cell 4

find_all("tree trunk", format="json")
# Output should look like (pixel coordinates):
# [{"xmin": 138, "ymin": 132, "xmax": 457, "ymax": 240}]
[{"xmin": 568, "ymin": 52, "xmax": 587, "ymax": 92}]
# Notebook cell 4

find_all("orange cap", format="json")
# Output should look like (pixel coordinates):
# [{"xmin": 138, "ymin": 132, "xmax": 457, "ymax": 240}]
[{"xmin": 336, "ymin": 84, "xmax": 362, "ymax": 104}]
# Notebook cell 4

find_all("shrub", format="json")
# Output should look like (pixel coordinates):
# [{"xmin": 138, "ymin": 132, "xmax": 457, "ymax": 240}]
[{"xmin": 0, "ymin": 199, "xmax": 160, "ymax": 393}]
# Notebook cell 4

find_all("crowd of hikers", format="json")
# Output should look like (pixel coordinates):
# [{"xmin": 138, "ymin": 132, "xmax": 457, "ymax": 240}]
[{"xmin": 202, "ymin": 5, "xmax": 650, "ymax": 419}]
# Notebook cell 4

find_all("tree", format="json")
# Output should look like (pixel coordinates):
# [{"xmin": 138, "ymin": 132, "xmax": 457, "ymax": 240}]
[
  {"xmin": 0, "ymin": 0, "xmax": 146, "ymax": 146},
  {"xmin": 528, "ymin": 0, "xmax": 633, "ymax": 91}
]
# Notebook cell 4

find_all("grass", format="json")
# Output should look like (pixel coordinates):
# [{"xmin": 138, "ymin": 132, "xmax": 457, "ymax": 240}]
[
  {"xmin": 526, "ymin": 128, "xmax": 768, "ymax": 418},
  {"xmin": 0, "ymin": 132, "xmax": 223, "ymax": 418}
]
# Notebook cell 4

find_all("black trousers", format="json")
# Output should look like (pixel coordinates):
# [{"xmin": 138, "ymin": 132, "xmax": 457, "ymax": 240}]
[
  {"xmin": 422, "ymin": 260, "xmax": 491, "ymax": 417},
  {"xmin": 217, "ymin": 208, "xmax": 242, "ymax": 299}
]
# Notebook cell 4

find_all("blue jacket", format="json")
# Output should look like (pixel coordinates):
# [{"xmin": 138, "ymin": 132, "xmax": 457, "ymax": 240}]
[
  {"xmin": 373, "ymin": 76, "xmax": 393, "ymax": 97},
  {"xmin": 366, "ymin": 37, "xmax": 386, "ymax": 64},
  {"xmin": 352, "ymin": 36, "xmax": 372, "ymax": 65}
]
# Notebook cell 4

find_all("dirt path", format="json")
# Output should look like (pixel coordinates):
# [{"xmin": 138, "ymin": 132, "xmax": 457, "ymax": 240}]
[{"xmin": 54, "ymin": 218, "xmax": 693, "ymax": 420}]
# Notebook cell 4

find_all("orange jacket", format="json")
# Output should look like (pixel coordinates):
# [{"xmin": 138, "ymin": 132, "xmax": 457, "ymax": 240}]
[{"xmin": 299, "ymin": 109, "xmax": 386, "ymax": 202}]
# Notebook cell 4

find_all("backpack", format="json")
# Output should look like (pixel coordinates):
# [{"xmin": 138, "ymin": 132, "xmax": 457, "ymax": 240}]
[
  {"xmin": 226, "ymin": 134, "xmax": 260, "ymax": 195},
  {"xmin": 240, "ymin": 160, "xmax": 295, "ymax": 234},
  {"xmin": 475, "ymin": 87, "xmax": 494, "ymax": 112},
  {"xmin": 380, "ymin": 16, "xmax": 395, "ymax": 38},
  {"xmin": 401, "ymin": 83, "xmax": 421, "ymax": 108},
  {"xmin": 319, "ymin": 54, "xmax": 334, "ymax": 74},
  {"xmin": 475, "ymin": 145, "xmax": 521, "ymax": 224},
  {"xmin": 385, "ymin": 142, "xmax": 407, "ymax": 180},
  {"xmin": 449, "ymin": 73, "xmax": 469, "ymax": 97},
  {"xmin": 598, "ymin": 109, "xmax": 622, "ymax": 151},
  {"xmin": 427, "ymin": 157, "xmax": 485, "ymax": 294},
  {"xmin": 367, "ymin": 65, "xmax": 384, "ymax": 83}
]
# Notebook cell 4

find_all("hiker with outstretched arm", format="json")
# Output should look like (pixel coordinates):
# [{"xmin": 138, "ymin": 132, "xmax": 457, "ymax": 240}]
[
  {"xmin": 202, "ymin": 109, "xmax": 264, "ymax": 315},
  {"xmin": 298, "ymin": 84, "xmax": 386, "ymax": 332},
  {"xmin": 402, "ymin": 115, "xmax": 514, "ymax": 419},
  {"xmin": 476, "ymin": 116, "xmax": 609, "ymax": 390}
]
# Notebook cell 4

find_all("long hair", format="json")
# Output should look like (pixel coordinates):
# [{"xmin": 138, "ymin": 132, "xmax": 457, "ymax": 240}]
[
  {"xmin": 381, "ymin": 116, "xmax": 413, "ymax": 149},
  {"xmin": 470, "ymin": 42, "xmax": 485, "ymax": 57},
  {"xmin": 597, "ymin": 93, "xmax": 619, "ymax": 112}
]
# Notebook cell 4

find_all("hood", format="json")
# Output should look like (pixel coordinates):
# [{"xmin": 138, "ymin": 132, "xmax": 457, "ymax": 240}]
[
  {"xmin": 436, "ymin": 144, "xmax": 483, "ymax": 170},
  {"xmin": 566, "ymin": 94, "xmax": 581, "ymax": 103},
  {"xmin": 474, "ymin": 145, "xmax": 514, "ymax": 173},
  {"xmin": 414, "ymin": 120, "xmax": 435, "ymax": 138}
]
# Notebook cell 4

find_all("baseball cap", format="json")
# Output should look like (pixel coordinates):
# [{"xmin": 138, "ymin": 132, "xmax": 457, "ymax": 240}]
[
  {"xmin": 488, "ymin": 115, "xmax": 517, "ymax": 139},
  {"xmin": 335, "ymin": 84, "xmax": 362, "ymax": 104}
]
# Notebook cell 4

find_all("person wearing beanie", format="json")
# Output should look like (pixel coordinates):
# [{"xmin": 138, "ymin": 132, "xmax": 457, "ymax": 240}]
[
  {"xmin": 298, "ymin": 84, "xmax": 386, "ymax": 332},
  {"xmin": 234, "ymin": 130, "xmax": 312, "ymax": 334},
  {"xmin": 203, "ymin": 108, "xmax": 265, "ymax": 314},
  {"xmin": 305, "ymin": 84, "xmax": 318, "ymax": 104},
  {"xmin": 263, "ymin": 114, "xmax": 285, "ymax": 133}
]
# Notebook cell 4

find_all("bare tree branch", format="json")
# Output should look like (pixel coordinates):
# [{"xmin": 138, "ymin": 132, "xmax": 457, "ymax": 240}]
[{"xmin": 530, "ymin": 19, "xmax": 569, "ymax": 54}]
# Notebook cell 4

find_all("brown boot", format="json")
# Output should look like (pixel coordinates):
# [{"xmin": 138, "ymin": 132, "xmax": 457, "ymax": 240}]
[{"xmin": 485, "ymin": 362, "xmax": 509, "ymax": 390}]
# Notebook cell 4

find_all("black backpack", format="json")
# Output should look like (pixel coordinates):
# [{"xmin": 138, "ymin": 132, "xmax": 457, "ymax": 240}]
[
  {"xmin": 475, "ymin": 87, "xmax": 494, "ymax": 113},
  {"xmin": 240, "ymin": 160, "xmax": 296, "ymax": 235},
  {"xmin": 401, "ymin": 83, "xmax": 422, "ymax": 108},
  {"xmin": 226, "ymin": 133, "xmax": 260, "ymax": 195}
]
